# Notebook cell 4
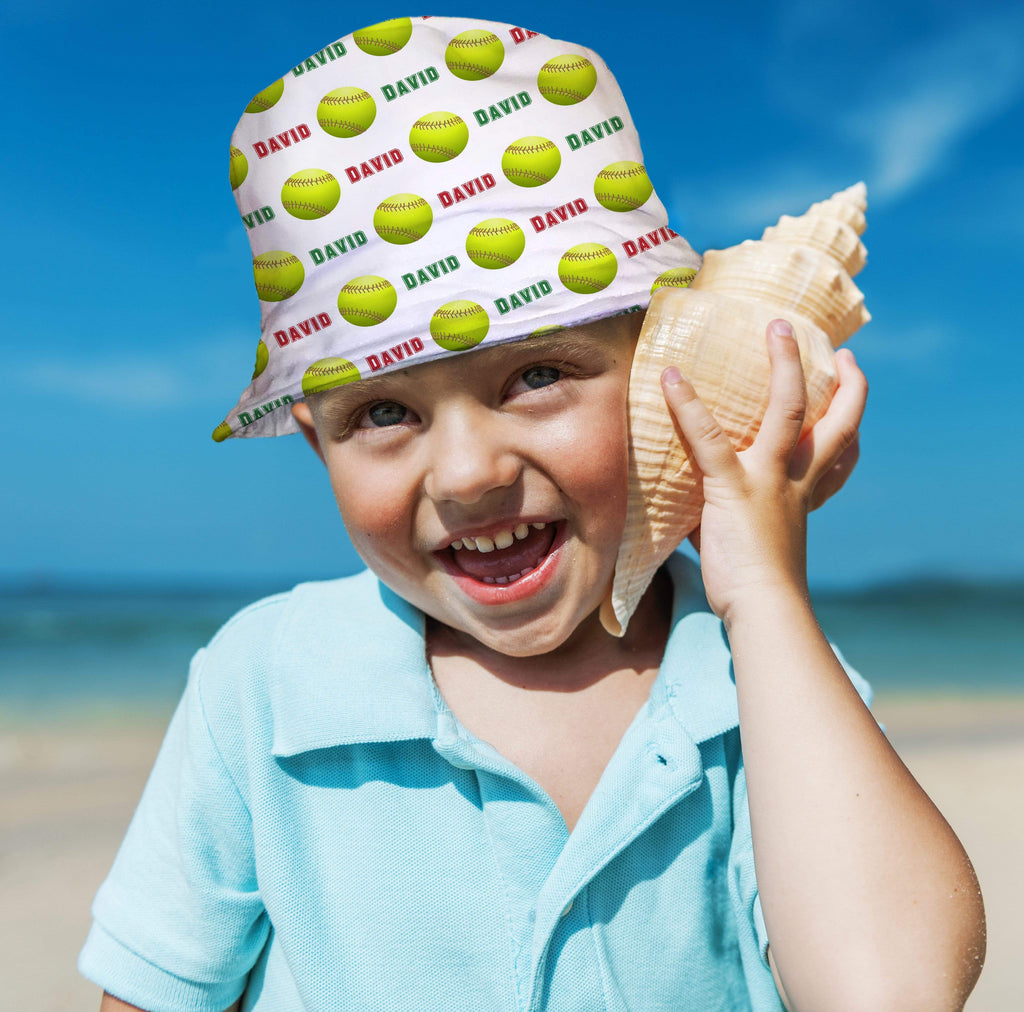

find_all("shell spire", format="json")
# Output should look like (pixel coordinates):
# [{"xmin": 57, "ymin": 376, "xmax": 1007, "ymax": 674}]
[{"xmin": 601, "ymin": 184, "xmax": 870, "ymax": 636}]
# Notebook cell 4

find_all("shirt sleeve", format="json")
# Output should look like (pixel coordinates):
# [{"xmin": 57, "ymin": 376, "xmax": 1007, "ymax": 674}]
[
  {"xmin": 78, "ymin": 648, "xmax": 269, "ymax": 1012},
  {"xmin": 727, "ymin": 741, "xmax": 786, "ymax": 1011}
]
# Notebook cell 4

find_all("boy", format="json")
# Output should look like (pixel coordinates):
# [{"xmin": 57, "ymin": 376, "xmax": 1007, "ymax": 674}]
[{"xmin": 80, "ymin": 16, "xmax": 985, "ymax": 1011}]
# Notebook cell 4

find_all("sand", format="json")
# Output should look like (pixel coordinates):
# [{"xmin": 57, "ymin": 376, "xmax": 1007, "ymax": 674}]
[{"xmin": 2, "ymin": 693, "xmax": 1021, "ymax": 1010}]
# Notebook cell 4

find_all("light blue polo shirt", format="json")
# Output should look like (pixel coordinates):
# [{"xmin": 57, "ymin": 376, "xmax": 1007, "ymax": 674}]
[{"xmin": 79, "ymin": 552, "xmax": 872, "ymax": 1011}]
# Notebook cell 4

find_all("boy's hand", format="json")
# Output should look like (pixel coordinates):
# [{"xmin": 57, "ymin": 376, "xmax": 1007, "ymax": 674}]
[{"xmin": 663, "ymin": 319, "xmax": 868, "ymax": 625}]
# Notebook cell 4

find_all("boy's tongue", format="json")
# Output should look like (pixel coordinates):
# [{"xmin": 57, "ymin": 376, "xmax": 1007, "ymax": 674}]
[{"xmin": 451, "ymin": 524, "xmax": 556, "ymax": 581}]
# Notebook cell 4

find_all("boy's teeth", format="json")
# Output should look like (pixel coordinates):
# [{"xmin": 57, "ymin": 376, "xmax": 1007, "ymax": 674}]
[
  {"xmin": 448, "ymin": 519, "xmax": 556, "ymax": 584},
  {"xmin": 482, "ymin": 565, "xmax": 535, "ymax": 585},
  {"xmin": 451, "ymin": 521, "xmax": 546, "ymax": 552}
]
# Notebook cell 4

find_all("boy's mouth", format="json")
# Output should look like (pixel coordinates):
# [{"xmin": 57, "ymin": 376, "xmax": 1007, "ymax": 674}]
[{"xmin": 445, "ymin": 521, "xmax": 557, "ymax": 584}]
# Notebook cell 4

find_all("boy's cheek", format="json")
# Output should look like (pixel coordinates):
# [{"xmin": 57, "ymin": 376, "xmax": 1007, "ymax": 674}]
[
  {"xmin": 559, "ymin": 437, "xmax": 630, "ymax": 532},
  {"xmin": 329, "ymin": 476, "xmax": 409, "ymax": 548}
]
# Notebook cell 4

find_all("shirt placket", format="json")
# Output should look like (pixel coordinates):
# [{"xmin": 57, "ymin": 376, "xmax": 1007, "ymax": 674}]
[
  {"xmin": 525, "ymin": 707, "xmax": 707, "ymax": 1012},
  {"xmin": 432, "ymin": 709, "xmax": 569, "ymax": 1007},
  {"xmin": 431, "ymin": 701, "xmax": 708, "ymax": 1012}
]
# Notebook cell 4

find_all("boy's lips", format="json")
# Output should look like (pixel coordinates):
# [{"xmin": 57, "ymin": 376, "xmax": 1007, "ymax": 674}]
[
  {"xmin": 434, "ymin": 522, "xmax": 564, "ymax": 603},
  {"xmin": 448, "ymin": 522, "xmax": 556, "ymax": 582}
]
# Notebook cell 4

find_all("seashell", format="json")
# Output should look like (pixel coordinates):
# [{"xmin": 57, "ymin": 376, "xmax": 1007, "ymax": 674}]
[{"xmin": 601, "ymin": 183, "xmax": 870, "ymax": 636}]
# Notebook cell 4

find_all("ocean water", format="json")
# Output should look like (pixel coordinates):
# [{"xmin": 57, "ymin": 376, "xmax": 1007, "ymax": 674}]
[
  {"xmin": 813, "ymin": 579, "xmax": 1023, "ymax": 694},
  {"xmin": 0, "ymin": 584, "xmax": 280, "ymax": 720},
  {"xmin": 1, "ymin": 577, "xmax": 1021, "ymax": 720}
]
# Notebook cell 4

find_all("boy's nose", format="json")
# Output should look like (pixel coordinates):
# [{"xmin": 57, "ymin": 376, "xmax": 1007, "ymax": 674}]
[{"xmin": 423, "ymin": 411, "xmax": 521, "ymax": 504}]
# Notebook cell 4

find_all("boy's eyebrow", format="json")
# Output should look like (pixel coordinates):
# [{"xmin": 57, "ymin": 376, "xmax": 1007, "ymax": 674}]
[
  {"xmin": 456, "ymin": 331, "xmax": 619, "ymax": 373},
  {"xmin": 489, "ymin": 330, "xmax": 620, "ymax": 365},
  {"xmin": 312, "ymin": 330, "xmax": 621, "ymax": 423}
]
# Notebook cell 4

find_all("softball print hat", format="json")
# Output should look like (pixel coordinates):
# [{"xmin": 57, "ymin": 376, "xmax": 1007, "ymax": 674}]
[{"xmin": 214, "ymin": 14, "xmax": 701, "ymax": 441}]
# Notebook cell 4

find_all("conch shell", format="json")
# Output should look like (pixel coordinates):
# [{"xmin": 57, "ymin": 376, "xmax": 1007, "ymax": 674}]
[{"xmin": 601, "ymin": 183, "xmax": 870, "ymax": 636}]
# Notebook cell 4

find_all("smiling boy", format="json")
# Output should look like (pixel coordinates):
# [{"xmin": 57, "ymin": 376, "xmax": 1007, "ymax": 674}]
[
  {"xmin": 298, "ymin": 321, "xmax": 640, "ymax": 665},
  {"xmin": 81, "ymin": 15, "xmax": 985, "ymax": 1012},
  {"xmin": 294, "ymin": 318, "xmax": 660, "ymax": 841}
]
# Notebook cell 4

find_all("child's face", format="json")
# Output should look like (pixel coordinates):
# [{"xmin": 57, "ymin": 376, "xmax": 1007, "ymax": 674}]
[{"xmin": 294, "ymin": 315, "xmax": 643, "ymax": 658}]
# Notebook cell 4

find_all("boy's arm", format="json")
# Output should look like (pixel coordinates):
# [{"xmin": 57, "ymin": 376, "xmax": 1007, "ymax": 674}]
[
  {"xmin": 100, "ymin": 992, "xmax": 241, "ymax": 1012},
  {"xmin": 767, "ymin": 947, "xmax": 793, "ymax": 1011},
  {"xmin": 662, "ymin": 321, "xmax": 985, "ymax": 1012}
]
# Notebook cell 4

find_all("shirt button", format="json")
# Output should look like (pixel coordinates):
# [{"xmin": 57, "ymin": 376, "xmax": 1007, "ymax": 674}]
[{"xmin": 561, "ymin": 899, "xmax": 573, "ymax": 918}]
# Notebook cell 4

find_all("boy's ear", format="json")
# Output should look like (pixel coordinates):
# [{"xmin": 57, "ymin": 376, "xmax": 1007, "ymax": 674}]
[{"xmin": 291, "ymin": 402, "xmax": 326, "ymax": 464}]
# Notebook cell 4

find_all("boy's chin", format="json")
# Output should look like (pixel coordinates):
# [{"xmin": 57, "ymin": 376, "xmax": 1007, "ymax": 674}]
[
  {"xmin": 467, "ymin": 630, "xmax": 567, "ymax": 659},
  {"xmin": 431, "ymin": 605, "xmax": 608, "ymax": 660}
]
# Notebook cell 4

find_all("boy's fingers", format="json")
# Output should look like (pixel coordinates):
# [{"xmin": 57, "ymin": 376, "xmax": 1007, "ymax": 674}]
[
  {"xmin": 809, "ymin": 435, "xmax": 859, "ymax": 511},
  {"xmin": 792, "ymin": 348, "xmax": 868, "ymax": 485},
  {"xmin": 661, "ymin": 367, "xmax": 742, "ymax": 481},
  {"xmin": 755, "ymin": 320, "xmax": 807, "ymax": 465}
]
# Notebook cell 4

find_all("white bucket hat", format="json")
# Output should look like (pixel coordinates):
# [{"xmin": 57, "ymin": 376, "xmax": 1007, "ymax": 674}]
[{"xmin": 214, "ymin": 14, "xmax": 700, "ymax": 441}]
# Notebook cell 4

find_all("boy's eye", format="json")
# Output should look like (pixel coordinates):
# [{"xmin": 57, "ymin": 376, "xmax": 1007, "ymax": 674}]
[
  {"xmin": 520, "ymin": 365, "xmax": 561, "ymax": 390},
  {"xmin": 362, "ymin": 401, "xmax": 408, "ymax": 427}
]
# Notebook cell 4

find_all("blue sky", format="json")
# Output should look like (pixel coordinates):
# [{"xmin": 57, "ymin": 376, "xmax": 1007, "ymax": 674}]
[{"xmin": 3, "ymin": 0, "xmax": 1022, "ymax": 589}]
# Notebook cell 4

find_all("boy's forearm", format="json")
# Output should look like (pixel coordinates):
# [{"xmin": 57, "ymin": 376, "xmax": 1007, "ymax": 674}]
[
  {"xmin": 100, "ymin": 993, "xmax": 241, "ymax": 1012},
  {"xmin": 726, "ymin": 587, "xmax": 985, "ymax": 1012}
]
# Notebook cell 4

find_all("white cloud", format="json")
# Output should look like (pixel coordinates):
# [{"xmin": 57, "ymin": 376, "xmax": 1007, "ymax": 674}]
[
  {"xmin": 669, "ymin": 165, "xmax": 859, "ymax": 243},
  {"xmin": 676, "ymin": 6, "xmax": 1024, "ymax": 240},
  {"xmin": 18, "ymin": 337, "xmax": 254, "ymax": 410},
  {"xmin": 841, "ymin": 16, "xmax": 1024, "ymax": 201},
  {"xmin": 770, "ymin": 4, "xmax": 1024, "ymax": 204},
  {"xmin": 22, "ymin": 359, "xmax": 188, "ymax": 407},
  {"xmin": 850, "ymin": 323, "xmax": 954, "ymax": 366}
]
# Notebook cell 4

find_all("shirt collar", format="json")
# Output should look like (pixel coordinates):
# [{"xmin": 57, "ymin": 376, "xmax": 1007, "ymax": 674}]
[
  {"xmin": 269, "ymin": 570, "xmax": 437, "ymax": 756},
  {"xmin": 268, "ymin": 552, "xmax": 738, "ymax": 757},
  {"xmin": 654, "ymin": 552, "xmax": 741, "ymax": 744}
]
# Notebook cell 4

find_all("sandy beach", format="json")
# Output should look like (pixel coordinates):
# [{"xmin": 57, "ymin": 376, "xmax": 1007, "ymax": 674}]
[{"xmin": 2, "ymin": 692, "xmax": 1021, "ymax": 1010}]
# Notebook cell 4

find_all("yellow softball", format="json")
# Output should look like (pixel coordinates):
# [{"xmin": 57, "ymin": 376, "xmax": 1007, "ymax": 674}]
[
  {"xmin": 529, "ymin": 325, "xmax": 567, "ymax": 339},
  {"xmin": 409, "ymin": 111, "xmax": 469, "ymax": 162},
  {"xmin": 537, "ymin": 55, "xmax": 597, "ymax": 106},
  {"xmin": 281, "ymin": 169, "xmax": 341, "ymax": 220},
  {"xmin": 337, "ymin": 276, "xmax": 397, "ymax": 327},
  {"xmin": 229, "ymin": 146, "xmax": 248, "ymax": 190},
  {"xmin": 253, "ymin": 251, "xmax": 304, "ymax": 302},
  {"xmin": 558, "ymin": 243, "xmax": 618, "ymax": 294},
  {"xmin": 465, "ymin": 218, "xmax": 525, "ymax": 270},
  {"xmin": 302, "ymin": 357, "xmax": 362, "ymax": 396},
  {"xmin": 594, "ymin": 161, "xmax": 653, "ymax": 212},
  {"xmin": 352, "ymin": 17, "xmax": 413, "ymax": 55},
  {"xmin": 501, "ymin": 136, "xmax": 561, "ymax": 188},
  {"xmin": 211, "ymin": 421, "xmax": 233, "ymax": 443},
  {"xmin": 651, "ymin": 267, "xmax": 698, "ymax": 293},
  {"xmin": 444, "ymin": 29, "xmax": 505, "ymax": 80},
  {"xmin": 317, "ymin": 87, "xmax": 376, "ymax": 138},
  {"xmin": 245, "ymin": 79, "xmax": 284, "ymax": 113},
  {"xmin": 252, "ymin": 340, "xmax": 270, "ymax": 379},
  {"xmin": 430, "ymin": 301, "xmax": 489, "ymax": 351},
  {"xmin": 373, "ymin": 193, "xmax": 433, "ymax": 245}
]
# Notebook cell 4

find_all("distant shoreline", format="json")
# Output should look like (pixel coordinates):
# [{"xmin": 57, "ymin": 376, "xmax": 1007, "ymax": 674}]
[
  {"xmin": 3, "ymin": 575, "xmax": 1022, "ymax": 705},
  {"xmin": 4, "ymin": 688, "xmax": 1024, "ymax": 735},
  {"xmin": 2, "ymin": 569, "xmax": 1023, "ymax": 601}
]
